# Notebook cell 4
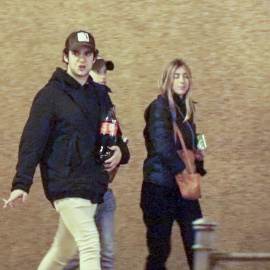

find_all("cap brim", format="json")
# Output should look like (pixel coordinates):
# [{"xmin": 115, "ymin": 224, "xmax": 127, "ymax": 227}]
[
  {"xmin": 69, "ymin": 42, "xmax": 95, "ymax": 51},
  {"xmin": 106, "ymin": 61, "xmax": 114, "ymax": 71}
]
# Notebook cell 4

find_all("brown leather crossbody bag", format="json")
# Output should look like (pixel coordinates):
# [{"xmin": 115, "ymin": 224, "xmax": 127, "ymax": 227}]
[{"xmin": 173, "ymin": 122, "xmax": 201, "ymax": 200}]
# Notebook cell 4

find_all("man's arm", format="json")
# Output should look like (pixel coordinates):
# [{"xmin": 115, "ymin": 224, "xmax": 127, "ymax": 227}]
[
  {"xmin": 116, "ymin": 136, "xmax": 130, "ymax": 164},
  {"xmin": 12, "ymin": 89, "xmax": 53, "ymax": 193}
]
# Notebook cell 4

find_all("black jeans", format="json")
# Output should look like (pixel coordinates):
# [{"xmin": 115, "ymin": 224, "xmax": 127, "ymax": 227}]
[{"xmin": 140, "ymin": 182, "xmax": 202, "ymax": 270}]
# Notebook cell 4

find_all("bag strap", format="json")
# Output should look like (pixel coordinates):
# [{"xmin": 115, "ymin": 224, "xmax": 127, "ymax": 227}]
[{"xmin": 173, "ymin": 121, "xmax": 194, "ymax": 173}]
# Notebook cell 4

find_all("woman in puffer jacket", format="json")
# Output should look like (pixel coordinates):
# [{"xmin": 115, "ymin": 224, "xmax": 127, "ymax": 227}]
[{"xmin": 141, "ymin": 58, "xmax": 207, "ymax": 270}]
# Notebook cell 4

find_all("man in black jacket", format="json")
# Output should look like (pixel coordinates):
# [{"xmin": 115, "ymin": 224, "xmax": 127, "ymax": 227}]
[
  {"xmin": 4, "ymin": 30, "xmax": 129, "ymax": 270},
  {"xmin": 64, "ymin": 57, "xmax": 129, "ymax": 270}
]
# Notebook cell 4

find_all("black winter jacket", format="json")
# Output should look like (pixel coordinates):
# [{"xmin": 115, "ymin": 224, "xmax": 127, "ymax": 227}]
[
  {"xmin": 143, "ymin": 94, "xmax": 206, "ymax": 190},
  {"xmin": 12, "ymin": 68, "xmax": 129, "ymax": 203}
]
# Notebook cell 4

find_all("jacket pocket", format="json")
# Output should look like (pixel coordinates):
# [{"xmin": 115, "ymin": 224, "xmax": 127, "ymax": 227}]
[
  {"xmin": 66, "ymin": 134, "xmax": 82, "ymax": 169},
  {"xmin": 47, "ymin": 133, "xmax": 82, "ymax": 178}
]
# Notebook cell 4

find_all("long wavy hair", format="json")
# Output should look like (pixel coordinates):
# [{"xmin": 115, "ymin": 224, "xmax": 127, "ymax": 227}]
[{"xmin": 158, "ymin": 59, "xmax": 194, "ymax": 122}]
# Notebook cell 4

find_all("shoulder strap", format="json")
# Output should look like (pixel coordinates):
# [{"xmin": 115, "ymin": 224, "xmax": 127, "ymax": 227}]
[{"xmin": 173, "ymin": 121, "xmax": 193, "ymax": 173}]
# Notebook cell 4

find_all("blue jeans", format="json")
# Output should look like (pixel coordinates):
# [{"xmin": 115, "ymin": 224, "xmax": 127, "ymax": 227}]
[{"xmin": 64, "ymin": 188, "xmax": 116, "ymax": 270}]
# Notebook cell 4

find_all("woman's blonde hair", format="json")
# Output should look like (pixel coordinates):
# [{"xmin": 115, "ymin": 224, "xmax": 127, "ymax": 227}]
[{"xmin": 158, "ymin": 59, "xmax": 194, "ymax": 122}]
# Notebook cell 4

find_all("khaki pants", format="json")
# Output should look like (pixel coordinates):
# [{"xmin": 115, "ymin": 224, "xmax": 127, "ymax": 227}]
[{"xmin": 38, "ymin": 198, "xmax": 101, "ymax": 270}]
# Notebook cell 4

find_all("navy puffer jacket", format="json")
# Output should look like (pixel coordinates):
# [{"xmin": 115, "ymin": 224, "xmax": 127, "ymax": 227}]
[{"xmin": 143, "ymin": 94, "xmax": 206, "ymax": 190}]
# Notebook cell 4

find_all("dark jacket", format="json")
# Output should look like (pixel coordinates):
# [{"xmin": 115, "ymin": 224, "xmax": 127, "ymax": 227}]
[
  {"xmin": 12, "ymin": 68, "xmax": 129, "ymax": 203},
  {"xmin": 143, "ymin": 94, "xmax": 206, "ymax": 190}
]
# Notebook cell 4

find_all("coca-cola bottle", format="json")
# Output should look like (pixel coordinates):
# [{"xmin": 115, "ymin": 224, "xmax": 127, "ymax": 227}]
[{"xmin": 98, "ymin": 106, "xmax": 119, "ymax": 164}]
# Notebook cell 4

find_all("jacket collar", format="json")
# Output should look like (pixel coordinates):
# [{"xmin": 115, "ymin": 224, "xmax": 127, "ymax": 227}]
[{"xmin": 49, "ymin": 68, "xmax": 95, "ymax": 92}]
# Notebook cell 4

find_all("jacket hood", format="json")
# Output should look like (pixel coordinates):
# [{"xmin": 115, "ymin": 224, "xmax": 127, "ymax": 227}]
[
  {"xmin": 48, "ymin": 67, "xmax": 95, "ymax": 90},
  {"xmin": 48, "ymin": 68, "xmax": 112, "ymax": 93}
]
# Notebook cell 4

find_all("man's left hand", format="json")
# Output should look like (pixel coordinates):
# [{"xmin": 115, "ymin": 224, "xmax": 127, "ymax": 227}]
[{"xmin": 104, "ymin": 146, "xmax": 122, "ymax": 172}]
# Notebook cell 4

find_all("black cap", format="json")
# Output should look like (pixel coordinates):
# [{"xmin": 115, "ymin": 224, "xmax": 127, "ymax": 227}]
[
  {"xmin": 92, "ymin": 56, "xmax": 114, "ymax": 72},
  {"xmin": 65, "ymin": 30, "xmax": 96, "ymax": 52}
]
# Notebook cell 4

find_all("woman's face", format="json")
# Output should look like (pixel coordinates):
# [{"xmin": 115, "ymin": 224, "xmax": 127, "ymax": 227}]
[{"xmin": 172, "ymin": 66, "xmax": 190, "ymax": 96}]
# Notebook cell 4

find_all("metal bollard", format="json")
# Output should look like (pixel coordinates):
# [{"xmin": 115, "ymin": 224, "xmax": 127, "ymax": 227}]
[{"xmin": 192, "ymin": 218, "xmax": 217, "ymax": 270}]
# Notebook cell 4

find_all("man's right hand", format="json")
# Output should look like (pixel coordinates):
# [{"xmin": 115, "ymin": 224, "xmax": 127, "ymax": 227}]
[{"xmin": 3, "ymin": 189, "xmax": 28, "ymax": 208}]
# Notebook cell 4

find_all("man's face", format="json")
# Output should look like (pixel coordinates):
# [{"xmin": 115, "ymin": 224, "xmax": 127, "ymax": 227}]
[
  {"xmin": 65, "ymin": 46, "xmax": 95, "ymax": 84},
  {"xmin": 90, "ymin": 65, "xmax": 107, "ymax": 85}
]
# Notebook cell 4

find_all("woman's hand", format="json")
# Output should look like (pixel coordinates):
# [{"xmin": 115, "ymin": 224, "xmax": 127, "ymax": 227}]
[
  {"xmin": 3, "ymin": 189, "xmax": 28, "ymax": 208},
  {"xmin": 104, "ymin": 146, "xmax": 122, "ymax": 172},
  {"xmin": 194, "ymin": 150, "xmax": 205, "ymax": 160}
]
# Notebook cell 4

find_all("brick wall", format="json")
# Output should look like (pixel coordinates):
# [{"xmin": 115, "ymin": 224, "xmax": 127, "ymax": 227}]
[{"xmin": 0, "ymin": 1, "xmax": 269, "ymax": 269}]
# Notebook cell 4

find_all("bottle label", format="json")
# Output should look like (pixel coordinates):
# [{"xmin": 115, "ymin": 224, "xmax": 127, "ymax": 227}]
[{"xmin": 100, "ymin": 122, "xmax": 118, "ymax": 136}]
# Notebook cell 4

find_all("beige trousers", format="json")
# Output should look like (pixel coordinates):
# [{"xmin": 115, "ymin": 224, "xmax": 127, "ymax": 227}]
[{"xmin": 38, "ymin": 198, "xmax": 101, "ymax": 270}]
